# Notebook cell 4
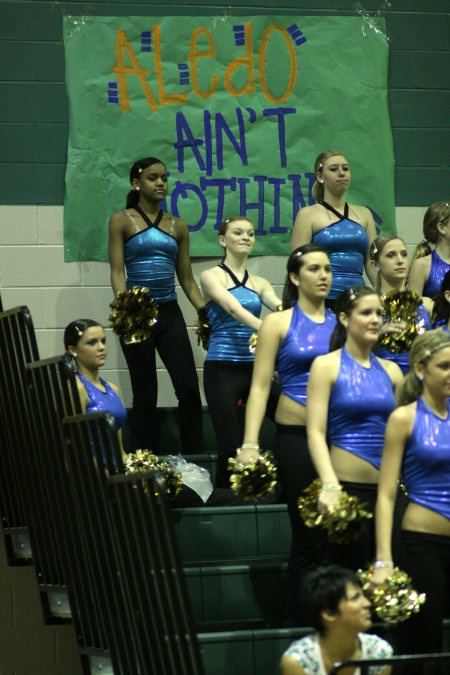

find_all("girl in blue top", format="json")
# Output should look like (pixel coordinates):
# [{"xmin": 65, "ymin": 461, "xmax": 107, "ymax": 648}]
[
  {"xmin": 64, "ymin": 319, "xmax": 127, "ymax": 458},
  {"xmin": 239, "ymin": 245, "xmax": 336, "ymax": 624},
  {"xmin": 369, "ymin": 235, "xmax": 431, "ymax": 373},
  {"xmin": 108, "ymin": 157, "xmax": 204, "ymax": 453},
  {"xmin": 292, "ymin": 150, "xmax": 377, "ymax": 304},
  {"xmin": 407, "ymin": 201, "xmax": 450, "ymax": 299},
  {"xmin": 374, "ymin": 330, "xmax": 450, "ymax": 655},
  {"xmin": 307, "ymin": 286, "xmax": 403, "ymax": 572},
  {"xmin": 200, "ymin": 216, "xmax": 281, "ymax": 488}
]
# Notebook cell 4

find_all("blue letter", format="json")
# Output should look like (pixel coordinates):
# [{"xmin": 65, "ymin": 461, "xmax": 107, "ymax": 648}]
[
  {"xmin": 263, "ymin": 108, "xmax": 296, "ymax": 168},
  {"xmin": 173, "ymin": 112, "xmax": 205, "ymax": 173}
]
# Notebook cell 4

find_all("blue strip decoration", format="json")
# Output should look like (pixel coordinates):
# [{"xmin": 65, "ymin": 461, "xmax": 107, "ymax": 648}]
[{"xmin": 141, "ymin": 31, "xmax": 152, "ymax": 52}]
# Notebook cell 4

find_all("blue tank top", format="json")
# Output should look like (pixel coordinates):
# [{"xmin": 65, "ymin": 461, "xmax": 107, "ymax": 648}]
[
  {"xmin": 377, "ymin": 304, "xmax": 431, "ymax": 374},
  {"xmin": 205, "ymin": 264, "xmax": 262, "ymax": 363},
  {"xmin": 124, "ymin": 208, "xmax": 178, "ymax": 304},
  {"xmin": 423, "ymin": 250, "xmax": 450, "ymax": 299},
  {"xmin": 77, "ymin": 373, "xmax": 127, "ymax": 430},
  {"xmin": 328, "ymin": 348, "xmax": 396, "ymax": 469},
  {"xmin": 276, "ymin": 303, "xmax": 336, "ymax": 406},
  {"xmin": 403, "ymin": 397, "xmax": 450, "ymax": 520},
  {"xmin": 311, "ymin": 202, "xmax": 369, "ymax": 299}
]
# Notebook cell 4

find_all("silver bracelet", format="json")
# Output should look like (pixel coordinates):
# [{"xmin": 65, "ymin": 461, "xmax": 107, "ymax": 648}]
[
  {"xmin": 322, "ymin": 483, "xmax": 342, "ymax": 492},
  {"xmin": 241, "ymin": 443, "xmax": 260, "ymax": 450},
  {"xmin": 374, "ymin": 560, "xmax": 394, "ymax": 569}
]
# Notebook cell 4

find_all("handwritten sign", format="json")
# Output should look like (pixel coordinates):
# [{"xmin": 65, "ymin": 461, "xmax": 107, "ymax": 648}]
[{"xmin": 63, "ymin": 16, "xmax": 394, "ymax": 261}]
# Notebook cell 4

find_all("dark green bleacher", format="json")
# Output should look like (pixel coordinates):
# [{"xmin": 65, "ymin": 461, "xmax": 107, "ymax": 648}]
[{"xmin": 125, "ymin": 407, "xmax": 296, "ymax": 673}]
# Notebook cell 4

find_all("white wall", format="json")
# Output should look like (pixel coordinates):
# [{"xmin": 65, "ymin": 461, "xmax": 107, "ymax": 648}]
[{"xmin": 0, "ymin": 205, "xmax": 426, "ymax": 407}]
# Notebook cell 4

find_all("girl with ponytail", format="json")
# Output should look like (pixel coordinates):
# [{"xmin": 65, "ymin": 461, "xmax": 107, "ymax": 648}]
[
  {"xmin": 240, "ymin": 244, "xmax": 336, "ymax": 623},
  {"xmin": 408, "ymin": 201, "xmax": 450, "ymax": 299},
  {"xmin": 108, "ymin": 157, "xmax": 204, "ymax": 453},
  {"xmin": 292, "ymin": 150, "xmax": 377, "ymax": 304},
  {"xmin": 374, "ymin": 329, "xmax": 450, "ymax": 655}
]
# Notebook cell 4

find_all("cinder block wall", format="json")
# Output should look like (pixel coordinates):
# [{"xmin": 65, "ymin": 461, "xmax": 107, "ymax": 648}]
[
  {"xmin": 0, "ymin": 1, "xmax": 448, "ymax": 673},
  {"xmin": 0, "ymin": 204, "xmax": 427, "ymax": 411}
]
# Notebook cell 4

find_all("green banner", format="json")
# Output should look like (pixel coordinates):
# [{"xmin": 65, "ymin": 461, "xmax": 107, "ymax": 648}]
[{"xmin": 63, "ymin": 15, "xmax": 394, "ymax": 261}]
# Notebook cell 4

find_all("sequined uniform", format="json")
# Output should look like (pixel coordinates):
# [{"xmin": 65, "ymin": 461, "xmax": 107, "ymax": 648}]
[
  {"xmin": 311, "ymin": 202, "xmax": 369, "ymax": 299},
  {"xmin": 203, "ymin": 263, "xmax": 279, "ymax": 488},
  {"xmin": 274, "ymin": 304, "xmax": 336, "ymax": 624},
  {"xmin": 326, "ymin": 347, "xmax": 396, "ymax": 571},
  {"xmin": 398, "ymin": 397, "xmax": 450, "ymax": 655},
  {"xmin": 77, "ymin": 372, "xmax": 127, "ymax": 429},
  {"xmin": 121, "ymin": 206, "xmax": 202, "ymax": 452},
  {"xmin": 423, "ymin": 250, "xmax": 450, "ymax": 299}
]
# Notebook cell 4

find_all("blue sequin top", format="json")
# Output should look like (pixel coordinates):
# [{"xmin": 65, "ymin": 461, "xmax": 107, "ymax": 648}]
[
  {"xmin": 77, "ymin": 373, "xmax": 127, "ymax": 430},
  {"xmin": 124, "ymin": 209, "xmax": 178, "ymax": 304},
  {"xmin": 423, "ymin": 250, "xmax": 450, "ymax": 299},
  {"xmin": 206, "ymin": 266, "xmax": 262, "ymax": 362},
  {"xmin": 328, "ymin": 348, "xmax": 396, "ymax": 469},
  {"xmin": 276, "ymin": 303, "xmax": 336, "ymax": 406},
  {"xmin": 311, "ymin": 202, "xmax": 369, "ymax": 299},
  {"xmin": 403, "ymin": 397, "xmax": 450, "ymax": 520}
]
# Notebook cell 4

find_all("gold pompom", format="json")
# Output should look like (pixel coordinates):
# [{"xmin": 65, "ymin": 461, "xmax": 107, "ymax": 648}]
[
  {"xmin": 357, "ymin": 566, "xmax": 426, "ymax": 623},
  {"xmin": 124, "ymin": 449, "xmax": 183, "ymax": 499},
  {"xmin": 378, "ymin": 290, "xmax": 423, "ymax": 353},
  {"xmin": 298, "ymin": 479, "xmax": 372, "ymax": 544},
  {"xmin": 248, "ymin": 332, "xmax": 258, "ymax": 354},
  {"xmin": 109, "ymin": 287, "xmax": 158, "ymax": 344},
  {"xmin": 195, "ymin": 307, "xmax": 211, "ymax": 350},
  {"xmin": 228, "ymin": 452, "xmax": 277, "ymax": 501}
]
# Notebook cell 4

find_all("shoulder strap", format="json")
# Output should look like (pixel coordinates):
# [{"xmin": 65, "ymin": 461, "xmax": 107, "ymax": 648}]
[
  {"xmin": 320, "ymin": 200, "xmax": 349, "ymax": 220},
  {"xmin": 134, "ymin": 205, "xmax": 164, "ymax": 229},
  {"xmin": 218, "ymin": 262, "xmax": 249, "ymax": 287}
]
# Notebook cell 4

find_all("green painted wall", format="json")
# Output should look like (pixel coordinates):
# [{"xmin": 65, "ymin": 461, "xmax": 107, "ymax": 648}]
[{"xmin": 0, "ymin": 1, "xmax": 448, "ymax": 205}]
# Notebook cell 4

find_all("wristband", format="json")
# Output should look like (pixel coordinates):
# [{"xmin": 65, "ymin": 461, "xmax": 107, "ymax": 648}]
[
  {"xmin": 374, "ymin": 560, "xmax": 394, "ymax": 569},
  {"xmin": 241, "ymin": 443, "xmax": 260, "ymax": 450},
  {"xmin": 322, "ymin": 483, "xmax": 342, "ymax": 492}
]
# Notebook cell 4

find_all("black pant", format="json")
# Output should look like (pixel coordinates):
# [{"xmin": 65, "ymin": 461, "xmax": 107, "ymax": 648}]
[
  {"xmin": 203, "ymin": 361, "xmax": 279, "ymax": 488},
  {"xmin": 120, "ymin": 300, "xmax": 202, "ymax": 453},
  {"xmin": 274, "ymin": 424, "xmax": 325, "ymax": 625},
  {"xmin": 398, "ymin": 530, "xmax": 450, "ymax": 655}
]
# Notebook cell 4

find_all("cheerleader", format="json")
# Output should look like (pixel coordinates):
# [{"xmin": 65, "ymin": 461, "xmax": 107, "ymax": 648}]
[
  {"xmin": 240, "ymin": 244, "xmax": 336, "ymax": 622},
  {"xmin": 292, "ymin": 150, "xmax": 377, "ymax": 304},
  {"xmin": 408, "ymin": 201, "xmax": 450, "ymax": 299},
  {"xmin": 108, "ymin": 156, "xmax": 204, "ymax": 453},
  {"xmin": 369, "ymin": 235, "xmax": 431, "ymax": 373},
  {"xmin": 307, "ymin": 286, "xmax": 403, "ymax": 571},
  {"xmin": 200, "ymin": 216, "xmax": 282, "ymax": 488},
  {"xmin": 374, "ymin": 330, "xmax": 450, "ymax": 654},
  {"xmin": 431, "ymin": 270, "xmax": 450, "ymax": 332},
  {"xmin": 64, "ymin": 319, "xmax": 127, "ymax": 458}
]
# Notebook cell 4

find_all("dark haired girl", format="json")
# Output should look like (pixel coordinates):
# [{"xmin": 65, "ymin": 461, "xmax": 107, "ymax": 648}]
[
  {"xmin": 108, "ymin": 157, "xmax": 204, "ymax": 453},
  {"xmin": 240, "ymin": 244, "xmax": 336, "ymax": 622},
  {"xmin": 307, "ymin": 286, "xmax": 402, "ymax": 571},
  {"xmin": 281, "ymin": 565, "xmax": 392, "ymax": 674},
  {"xmin": 64, "ymin": 319, "xmax": 127, "ymax": 457}
]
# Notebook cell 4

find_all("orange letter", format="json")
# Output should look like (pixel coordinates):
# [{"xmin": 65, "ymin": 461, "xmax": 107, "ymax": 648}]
[
  {"xmin": 112, "ymin": 28, "xmax": 158, "ymax": 112},
  {"xmin": 258, "ymin": 25, "xmax": 297, "ymax": 103},
  {"xmin": 189, "ymin": 28, "xmax": 219, "ymax": 99},
  {"xmin": 153, "ymin": 24, "xmax": 189, "ymax": 106},
  {"xmin": 224, "ymin": 22, "xmax": 255, "ymax": 96}
]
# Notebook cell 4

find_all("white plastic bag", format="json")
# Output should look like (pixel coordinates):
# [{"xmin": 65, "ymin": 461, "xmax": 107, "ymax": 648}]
[{"xmin": 164, "ymin": 454, "xmax": 214, "ymax": 503}]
